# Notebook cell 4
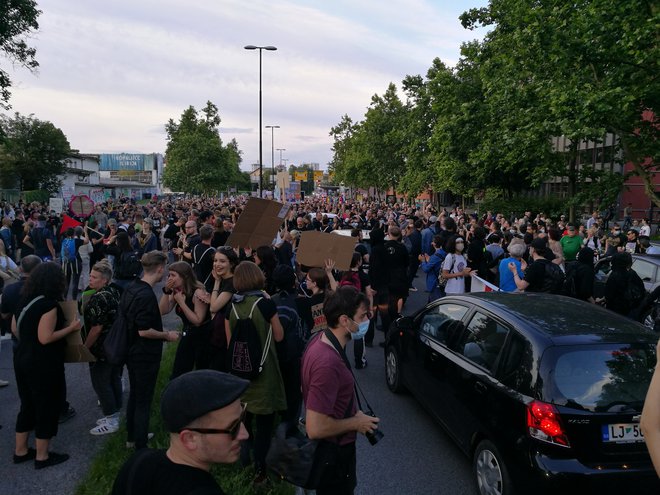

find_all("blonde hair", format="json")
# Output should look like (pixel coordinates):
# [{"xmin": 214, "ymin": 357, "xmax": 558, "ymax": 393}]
[{"xmin": 92, "ymin": 259, "xmax": 113, "ymax": 281}]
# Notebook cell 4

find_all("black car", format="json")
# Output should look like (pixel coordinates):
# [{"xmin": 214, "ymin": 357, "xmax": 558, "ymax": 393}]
[{"xmin": 384, "ymin": 292, "xmax": 659, "ymax": 494}]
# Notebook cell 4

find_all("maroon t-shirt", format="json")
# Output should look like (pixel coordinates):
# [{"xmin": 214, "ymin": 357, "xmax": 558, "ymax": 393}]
[{"xmin": 301, "ymin": 333, "xmax": 357, "ymax": 445}]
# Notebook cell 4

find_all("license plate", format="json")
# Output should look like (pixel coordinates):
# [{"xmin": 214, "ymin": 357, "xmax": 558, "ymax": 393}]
[{"xmin": 602, "ymin": 423, "xmax": 644, "ymax": 443}]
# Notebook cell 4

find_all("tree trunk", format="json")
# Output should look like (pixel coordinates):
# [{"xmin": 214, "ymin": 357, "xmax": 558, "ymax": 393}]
[{"xmin": 568, "ymin": 148, "xmax": 577, "ymax": 224}]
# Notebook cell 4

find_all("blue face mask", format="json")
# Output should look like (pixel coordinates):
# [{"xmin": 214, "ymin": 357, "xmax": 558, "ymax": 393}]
[{"xmin": 350, "ymin": 319, "xmax": 370, "ymax": 340}]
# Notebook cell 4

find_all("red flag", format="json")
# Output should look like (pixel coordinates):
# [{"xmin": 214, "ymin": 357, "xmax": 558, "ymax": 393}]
[{"xmin": 60, "ymin": 214, "xmax": 82, "ymax": 234}]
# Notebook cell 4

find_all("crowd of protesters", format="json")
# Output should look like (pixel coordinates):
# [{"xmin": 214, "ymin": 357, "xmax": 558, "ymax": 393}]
[{"xmin": 0, "ymin": 193, "xmax": 656, "ymax": 491}]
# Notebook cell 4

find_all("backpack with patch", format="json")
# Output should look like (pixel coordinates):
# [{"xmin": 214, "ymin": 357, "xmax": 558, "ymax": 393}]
[
  {"xmin": 61, "ymin": 238, "xmax": 77, "ymax": 262},
  {"xmin": 103, "ymin": 287, "xmax": 138, "ymax": 366},
  {"xmin": 272, "ymin": 291, "xmax": 304, "ymax": 363},
  {"xmin": 542, "ymin": 261, "xmax": 566, "ymax": 294},
  {"xmin": 115, "ymin": 250, "xmax": 142, "ymax": 280},
  {"xmin": 339, "ymin": 270, "xmax": 362, "ymax": 291},
  {"xmin": 227, "ymin": 297, "xmax": 272, "ymax": 380}
]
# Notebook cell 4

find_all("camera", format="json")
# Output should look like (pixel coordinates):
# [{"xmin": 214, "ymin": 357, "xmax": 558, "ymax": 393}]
[{"xmin": 365, "ymin": 411, "xmax": 383, "ymax": 446}]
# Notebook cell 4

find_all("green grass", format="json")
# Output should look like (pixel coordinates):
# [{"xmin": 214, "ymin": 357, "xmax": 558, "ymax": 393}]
[{"xmin": 75, "ymin": 344, "xmax": 293, "ymax": 495}]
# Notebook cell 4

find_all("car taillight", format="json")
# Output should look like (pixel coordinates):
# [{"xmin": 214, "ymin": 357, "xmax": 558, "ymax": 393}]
[{"xmin": 526, "ymin": 400, "xmax": 570, "ymax": 448}]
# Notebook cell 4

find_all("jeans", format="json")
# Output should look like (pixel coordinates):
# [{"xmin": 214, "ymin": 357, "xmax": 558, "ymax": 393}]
[
  {"xmin": 241, "ymin": 411, "xmax": 275, "ymax": 473},
  {"xmin": 89, "ymin": 360, "xmax": 122, "ymax": 416},
  {"xmin": 126, "ymin": 359, "xmax": 160, "ymax": 449}
]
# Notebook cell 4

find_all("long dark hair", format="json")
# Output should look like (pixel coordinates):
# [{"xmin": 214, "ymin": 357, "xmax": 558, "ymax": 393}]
[{"xmin": 21, "ymin": 262, "xmax": 65, "ymax": 302}]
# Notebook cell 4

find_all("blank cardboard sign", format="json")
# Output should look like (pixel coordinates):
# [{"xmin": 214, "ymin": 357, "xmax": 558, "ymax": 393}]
[
  {"xmin": 226, "ymin": 198, "xmax": 290, "ymax": 249},
  {"xmin": 296, "ymin": 231, "xmax": 357, "ymax": 271}
]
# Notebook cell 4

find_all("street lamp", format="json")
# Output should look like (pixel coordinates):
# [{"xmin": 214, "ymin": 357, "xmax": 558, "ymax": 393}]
[
  {"xmin": 244, "ymin": 44, "xmax": 277, "ymax": 197},
  {"xmin": 265, "ymin": 125, "xmax": 280, "ymax": 188},
  {"xmin": 276, "ymin": 148, "xmax": 286, "ymax": 168}
]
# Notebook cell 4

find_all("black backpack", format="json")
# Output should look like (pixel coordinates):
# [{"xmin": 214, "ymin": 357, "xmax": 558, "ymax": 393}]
[
  {"xmin": 115, "ymin": 250, "xmax": 142, "ymax": 280},
  {"xmin": 542, "ymin": 261, "xmax": 566, "ymax": 294},
  {"xmin": 103, "ymin": 287, "xmax": 138, "ymax": 366},
  {"xmin": 272, "ymin": 291, "xmax": 304, "ymax": 363},
  {"xmin": 227, "ymin": 297, "xmax": 272, "ymax": 380},
  {"xmin": 562, "ymin": 263, "xmax": 578, "ymax": 298}
]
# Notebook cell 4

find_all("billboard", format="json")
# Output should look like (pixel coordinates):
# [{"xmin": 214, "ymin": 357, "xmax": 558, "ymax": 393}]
[{"xmin": 100, "ymin": 153, "xmax": 154, "ymax": 171}]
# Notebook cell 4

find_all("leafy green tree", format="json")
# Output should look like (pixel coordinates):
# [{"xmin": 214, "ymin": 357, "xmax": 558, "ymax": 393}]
[
  {"xmin": 164, "ymin": 102, "xmax": 243, "ymax": 194},
  {"xmin": 0, "ymin": 112, "xmax": 70, "ymax": 193},
  {"xmin": 1, "ymin": 0, "xmax": 41, "ymax": 108},
  {"xmin": 461, "ymin": 0, "xmax": 659, "ymax": 206}
]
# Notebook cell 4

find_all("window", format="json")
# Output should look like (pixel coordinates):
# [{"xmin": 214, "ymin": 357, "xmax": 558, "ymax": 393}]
[
  {"xmin": 632, "ymin": 259, "xmax": 656, "ymax": 283},
  {"xmin": 460, "ymin": 312, "xmax": 510, "ymax": 371},
  {"xmin": 419, "ymin": 303, "xmax": 468, "ymax": 346}
]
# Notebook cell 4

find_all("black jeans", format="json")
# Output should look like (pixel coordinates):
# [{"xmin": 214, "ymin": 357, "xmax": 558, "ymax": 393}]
[
  {"xmin": 89, "ymin": 360, "xmax": 122, "ymax": 416},
  {"xmin": 170, "ymin": 323, "xmax": 211, "ymax": 380},
  {"xmin": 126, "ymin": 359, "xmax": 160, "ymax": 448},
  {"xmin": 241, "ymin": 411, "xmax": 275, "ymax": 473}
]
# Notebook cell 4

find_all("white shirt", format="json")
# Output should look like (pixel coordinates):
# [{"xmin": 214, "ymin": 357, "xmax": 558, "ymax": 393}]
[
  {"xmin": 640, "ymin": 225, "xmax": 651, "ymax": 237},
  {"xmin": 442, "ymin": 253, "xmax": 467, "ymax": 294}
]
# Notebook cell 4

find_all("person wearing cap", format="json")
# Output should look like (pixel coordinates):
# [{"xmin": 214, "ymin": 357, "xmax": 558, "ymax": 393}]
[
  {"xmin": 508, "ymin": 237, "xmax": 563, "ymax": 293},
  {"xmin": 560, "ymin": 224, "xmax": 582, "ymax": 263},
  {"xmin": 421, "ymin": 215, "xmax": 439, "ymax": 256},
  {"xmin": 112, "ymin": 370, "xmax": 249, "ymax": 495}
]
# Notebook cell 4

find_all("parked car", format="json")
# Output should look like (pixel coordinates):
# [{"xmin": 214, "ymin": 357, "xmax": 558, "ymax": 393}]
[
  {"xmin": 594, "ymin": 254, "xmax": 660, "ymax": 328},
  {"xmin": 384, "ymin": 292, "xmax": 659, "ymax": 494}
]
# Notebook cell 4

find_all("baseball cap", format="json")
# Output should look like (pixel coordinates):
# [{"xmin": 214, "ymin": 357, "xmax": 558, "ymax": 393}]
[
  {"xmin": 161, "ymin": 370, "xmax": 249, "ymax": 432},
  {"xmin": 429, "ymin": 216, "xmax": 438, "ymax": 224},
  {"xmin": 530, "ymin": 237, "xmax": 548, "ymax": 251}
]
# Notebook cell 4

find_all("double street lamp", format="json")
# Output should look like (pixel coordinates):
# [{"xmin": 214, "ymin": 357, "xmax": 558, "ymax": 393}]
[
  {"xmin": 265, "ymin": 125, "xmax": 280, "ymax": 188},
  {"xmin": 276, "ymin": 148, "xmax": 286, "ymax": 168},
  {"xmin": 244, "ymin": 44, "xmax": 277, "ymax": 196}
]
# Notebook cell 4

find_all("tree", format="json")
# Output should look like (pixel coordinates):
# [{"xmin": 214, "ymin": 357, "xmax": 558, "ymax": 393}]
[
  {"xmin": 461, "ymin": 0, "xmax": 659, "ymax": 207},
  {"xmin": 0, "ymin": 1, "xmax": 41, "ymax": 109},
  {"xmin": 163, "ymin": 101, "xmax": 244, "ymax": 194},
  {"xmin": 0, "ymin": 112, "xmax": 70, "ymax": 193}
]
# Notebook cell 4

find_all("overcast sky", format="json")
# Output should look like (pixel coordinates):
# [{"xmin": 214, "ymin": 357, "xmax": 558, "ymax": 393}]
[{"xmin": 7, "ymin": 0, "xmax": 487, "ymax": 171}]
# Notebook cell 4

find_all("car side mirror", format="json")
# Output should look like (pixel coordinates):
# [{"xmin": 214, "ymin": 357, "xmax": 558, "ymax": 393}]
[{"xmin": 397, "ymin": 316, "xmax": 414, "ymax": 331}]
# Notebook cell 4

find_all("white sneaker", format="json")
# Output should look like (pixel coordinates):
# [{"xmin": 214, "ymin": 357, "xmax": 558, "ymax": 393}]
[
  {"xmin": 0, "ymin": 379, "xmax": 9, "ymax": 387},
  {"xmin": 90, "ymin": 421, "xmax": 119, "ymax": 436}
]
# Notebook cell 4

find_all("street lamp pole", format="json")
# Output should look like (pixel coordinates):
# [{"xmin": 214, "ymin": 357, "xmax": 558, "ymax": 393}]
[
  {"xmin": 265, "ymin": 125, "xmax": 280, "ymax": 188},
  {"xmin": 244, "ymin": 44, "xmax": 277, "ymax": 197},
  {"xmin": 276, "ymin": 148, "xmax": 286, "ymax": 167}
]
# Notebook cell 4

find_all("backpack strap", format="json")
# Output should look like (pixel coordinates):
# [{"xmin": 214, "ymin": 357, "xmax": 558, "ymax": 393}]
[
  {"xmin": 16, "ymin": 295, "xmax": 45, "ymax": 338},
  {"xmin": 194, "ymin": 245, "xmax": 214, "ymax": 266},
  {"xmin": 234, "ymin": 297, "xmax": 272, "ymax": 373}
]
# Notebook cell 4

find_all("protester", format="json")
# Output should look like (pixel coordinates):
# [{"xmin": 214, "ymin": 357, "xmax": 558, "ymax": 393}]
[
  {"xmin": 112, "ymin": 370, "xmax": 250, "ymax": 495},
  {"xmin": 419, "ymin": 234, "xmax": 446, "ymax": 302},
  {"xmin": 81, "ymin": 260, "xmax": 123, "ymax": 435},
  {"xmin": 160, "ymin": 261, "xmax": 210, "ymax": 379},
  {"xmin": 498, "ymin": 241, "xmax": 526, "ymax": 292},
  {"xmin": 442, "ymin": 235, "xmax": 471, "ymax": 295},
  {"xmin": 301, "ymin": 287, "xmax": 380, "ymax": 495},
  {"xmin": 208, "ymin": 246, "xmax": 239, "ymax": 371},
  {"xmin": 12, "ymin": 262, "xmax": 81, "ymax": 469},
  {"xmin": 122, "ymin": 251, "xmax": 180, "ymax": 450}
]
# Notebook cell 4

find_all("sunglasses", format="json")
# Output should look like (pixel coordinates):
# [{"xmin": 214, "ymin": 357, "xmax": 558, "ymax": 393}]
[{"xmin": 181, "ymin": 402, "xmax": 247, "ymax": 438}]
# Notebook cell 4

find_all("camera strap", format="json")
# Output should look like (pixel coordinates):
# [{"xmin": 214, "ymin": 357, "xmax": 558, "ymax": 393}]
[{"xmin": 323, "ymin": 329, "xmax": 374, "ymax": 414}]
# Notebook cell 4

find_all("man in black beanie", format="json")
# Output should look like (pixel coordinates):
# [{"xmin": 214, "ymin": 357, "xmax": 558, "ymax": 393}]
[{"xmin": 112, "ymin": 370, "xmax": 249, "ymax": 495}]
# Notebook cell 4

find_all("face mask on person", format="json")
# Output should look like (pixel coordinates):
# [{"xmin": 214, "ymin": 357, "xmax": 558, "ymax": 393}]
[
  {"xmin": 350, "ymin": 318, "xmax": 370, "ymax": 340},
  {"xmin": 614, "ymin": 230, "xmax": 621, "ymax": 235},
  {"xmin": 455, "ymin": 242, "xmax": 465, "ymax": 252}
]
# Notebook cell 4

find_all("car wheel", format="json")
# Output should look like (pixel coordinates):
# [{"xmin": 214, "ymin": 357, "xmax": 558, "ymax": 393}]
[
  {"xmin": 473, "ymin": 439, "xmax": 514, "ymax": 495},
  {"xmin": 385, "ymin": 345, "xmax": 405, "ymax": 393}
]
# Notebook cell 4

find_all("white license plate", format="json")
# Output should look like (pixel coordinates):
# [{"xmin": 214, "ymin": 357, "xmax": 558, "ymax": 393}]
[{"xmin": 602, "ymin": 423, "xmax": 644, "ymax": 443}]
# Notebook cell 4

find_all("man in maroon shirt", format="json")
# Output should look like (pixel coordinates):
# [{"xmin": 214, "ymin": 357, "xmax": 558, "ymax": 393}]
[{"xmin": 301, "ymin": 287, "xmax": 380, "ymax": 495}]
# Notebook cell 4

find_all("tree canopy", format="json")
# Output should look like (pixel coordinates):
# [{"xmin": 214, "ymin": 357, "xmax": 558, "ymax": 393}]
[
  {"xmin": 0, "ymin": 0, "xmax": 41, "ymax": 109},
  {"xmin": 0, "ymin": 112, "xmax": 70, "ymax": 193},
  {"xmin": 163, "ymin": 101, "xmax": 244, "ymax": 194}
]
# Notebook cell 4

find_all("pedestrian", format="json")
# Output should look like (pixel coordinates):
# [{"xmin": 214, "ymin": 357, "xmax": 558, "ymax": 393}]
[
  {"xmin": 301, "ymin": 287, "xmax": 380, "ymax": 495},
  {"xmin": 122, "ymin": 251, "xmax": 180, "ymax": 450},
  {"xmin": 12, "ymin": 262, "xmax": 81, "ymax": 469},
  {"xmin": 508, "ymin": 237, "xmax": 564, "ymax": 294},
  {"xmin": 498, "ymin": 241, "xmax": 526, "ymax": 292},
  {"xmin": 225, "ymin": 261, "xmax": 285, "ymax": 485},
  {"xmin": 112, "ymin": 370, "xmax": 250, "ymax": 494},
  {"xmin": 419, "ymin": 234, "xmax": 446, "ymax": 302},
  {"xmin": 442, "ymin": 235, "xmax": 471, "ymax": 295},
  {"xmin": 81, "ymin": 260, "xmax": 123, "ymax": 435},
  {"xmin": 160, "ymin": 261, "xmax": 210, "ymax": 379},
  {"xmin": 605, "ymin": 252, "xmax": 646, "ymax": 318}
]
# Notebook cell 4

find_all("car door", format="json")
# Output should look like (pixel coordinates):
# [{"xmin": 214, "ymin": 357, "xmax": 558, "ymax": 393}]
[
  {"xmin": 440, "ymin": 310, "xmax": 513, "ymax": 452},
  {"xmin": 631, "ymin": 258, "xmax": 657, "ymax": 292},
  {"xmin": 407, "ymin": 301, "xmax": 469, "ymax": 431}
]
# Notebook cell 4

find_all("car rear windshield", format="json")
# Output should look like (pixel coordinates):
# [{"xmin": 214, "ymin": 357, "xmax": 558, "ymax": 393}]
[{"xmin": 543, "ymin": 344, "xmax": 656, "ymax": 412}]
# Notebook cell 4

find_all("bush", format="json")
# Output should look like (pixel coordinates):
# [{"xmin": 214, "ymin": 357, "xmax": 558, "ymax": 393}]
[{"xmin": 478, "ymin": 196, "xmax": 568, "ymax": 221}]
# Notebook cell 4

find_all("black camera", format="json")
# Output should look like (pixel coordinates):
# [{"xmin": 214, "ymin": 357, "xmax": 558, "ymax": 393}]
[{"xmin": 365, "ymin": 411, "xmax": 383, "ymax": 446}]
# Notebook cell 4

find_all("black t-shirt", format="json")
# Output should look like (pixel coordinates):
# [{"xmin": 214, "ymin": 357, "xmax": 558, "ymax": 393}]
[
  {"xmin": 124, "ymin": 279, "xmax": 163, "ymax": 361},
  {"xmin": 192, "ymin": 243, "xmax": 215, "ymax": 288},
  {"xmin": 112, "ymin": 449, "xmax": 224, "ymax": 495},
  {"xmin": 523, "ymin": 258, "xmax": 553, "ymax": 293}
]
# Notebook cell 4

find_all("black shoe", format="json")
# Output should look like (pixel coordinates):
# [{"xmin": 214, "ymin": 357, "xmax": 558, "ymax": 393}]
[
  {"xmin": 35, "ymin": 452, "xmax": 69, "ymax": 470},
  {"xmin": 378, "ymin": 342, "xmax": 386, "ymax": 348},
  {"xmin": 365, "ymin": 341, "xmax": 373, "ymax": 348},
  {"xmin": 59, "ymin": 406, "xmax": 76, "ymax": 424},
  {"xmin": 355, "ymin": 360, "xmax": 368, "ymax": 370},
  {"xmin": 13, "ymin": 447, "xmax": 36, "ymax": 464}
]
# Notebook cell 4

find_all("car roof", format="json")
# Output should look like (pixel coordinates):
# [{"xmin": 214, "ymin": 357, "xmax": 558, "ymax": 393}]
[
  {"xmin": 599, "ymin": 254, "xmax": 660, "ymax": 266},
  {"xmin": 440, "ymin": 292, "xmax": 657, "ymax": 345}
]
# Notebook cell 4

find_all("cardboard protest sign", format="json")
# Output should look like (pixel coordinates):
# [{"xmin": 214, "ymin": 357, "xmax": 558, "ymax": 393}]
[
  {"xmin": 60, "ymin": 300, "xmax": 96, "ymax": 363},
  {"xmin": 226, "ymin": 198, "xmax": 290, "ymax": 249},
  {"xmin": 296, "ymin": 231, "xmax": 357, "ymax": 271}
]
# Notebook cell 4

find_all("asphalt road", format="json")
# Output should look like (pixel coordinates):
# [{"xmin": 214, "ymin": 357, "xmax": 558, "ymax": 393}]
[{"xmin": 0, "ymin": 272, "xmax": 476, "ymax": 495}]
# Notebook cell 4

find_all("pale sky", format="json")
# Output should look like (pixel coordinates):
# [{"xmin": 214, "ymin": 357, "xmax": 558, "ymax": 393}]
[{"xmin": 6, "ymin": 0, "xmax": 488, "ymax": 171}]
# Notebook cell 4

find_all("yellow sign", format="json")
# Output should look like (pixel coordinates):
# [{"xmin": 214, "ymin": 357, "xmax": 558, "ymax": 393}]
[
  {"xmin": 314, "ymin": 171, "xmax": 324, "ymax": 181},
  {"xmin": 294, "ymin": 171, "xmax": 308, "ymax": 181},
  {"xmin": 329, "ymin": 171, "xmax": 335, "ymax": 181}
]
